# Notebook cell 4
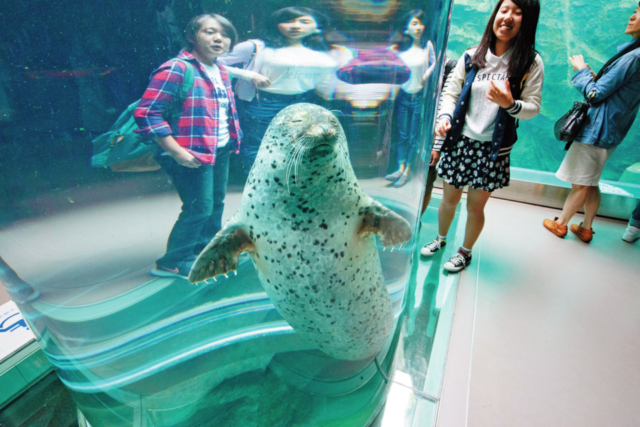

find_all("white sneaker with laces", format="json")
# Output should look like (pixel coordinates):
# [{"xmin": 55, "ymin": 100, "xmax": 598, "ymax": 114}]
[
  {"xmin": 421, "ymin": 238, "xmax": 446, "ymax": 256},
  {"xmin": 622, "ymin": 225, "xmax": 640, "ymax": 243},
  {"xmin": 444, "ymin": 250, "xmax": 472, "ymax": 272}
]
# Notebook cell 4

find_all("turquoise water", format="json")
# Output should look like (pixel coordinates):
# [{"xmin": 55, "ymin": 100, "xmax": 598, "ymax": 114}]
[
  {"xmin": 449, "ymin": 0, "xmax": 640, "ymax": 190},
  {"xmin": 0, "ymin": 1, "xmax": 454, "ymax": 425},
  {"xmin": 11, "ymin": 201, "xmax": 414, "ymax": 426}
]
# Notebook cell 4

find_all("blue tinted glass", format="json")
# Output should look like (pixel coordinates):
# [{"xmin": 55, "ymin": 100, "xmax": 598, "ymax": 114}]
[{"xmin": 0, "ymin": 1, "xmax": 453, "ymax": 425}]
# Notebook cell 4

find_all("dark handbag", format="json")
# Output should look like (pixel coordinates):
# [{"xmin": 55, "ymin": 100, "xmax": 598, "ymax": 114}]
[{"xmin": 554, "ymin": 99, "xmax": 591, "ymax": 150}]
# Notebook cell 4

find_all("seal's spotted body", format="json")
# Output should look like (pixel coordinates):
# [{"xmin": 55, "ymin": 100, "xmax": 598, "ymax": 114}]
[{"xmin": 190, "ymin": 104, "xmax": 412, "ymax": 360}]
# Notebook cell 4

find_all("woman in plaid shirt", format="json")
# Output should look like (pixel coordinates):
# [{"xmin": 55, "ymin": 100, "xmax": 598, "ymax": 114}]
[{"xmin": 134, "ymin": 14, "xmax": 242, "ymax": 279}]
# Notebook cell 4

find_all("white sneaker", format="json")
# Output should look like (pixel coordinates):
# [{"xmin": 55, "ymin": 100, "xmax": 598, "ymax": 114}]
[
  {"xmin": 622, "ymin": 225, "xmax": 640, "ymax": 243},
  {"xmin": 421, "ymin": 238, "xmax": 446, "ymax": 256}
]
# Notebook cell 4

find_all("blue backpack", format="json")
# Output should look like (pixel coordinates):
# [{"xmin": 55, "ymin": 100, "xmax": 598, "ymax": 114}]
[{"xmin": 91, "ymin": 59, "xmax": 195, "ymax": 172}]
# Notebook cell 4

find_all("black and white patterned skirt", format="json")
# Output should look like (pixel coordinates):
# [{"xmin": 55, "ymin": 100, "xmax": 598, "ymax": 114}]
[{"xmin": 437, "ymin": 135, "xmax": 510, "ymax": 192}]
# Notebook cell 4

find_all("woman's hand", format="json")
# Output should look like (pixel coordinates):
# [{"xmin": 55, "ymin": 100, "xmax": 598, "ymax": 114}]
[
  {"xmin": 156, "ymin": 135, "xmax": 202, "ymax": 168},
  {"xmin": 172, "ymin": 148, "xmax": 202, "ymax": 168},
  {"xmin": 429, "ymin": 150, "xmax": 441, "ymax": 166},
  {"xmin": 569, "ymin": 54, "xmax": 589, "ymax": 72},
  {"xmin": 251, "ymin": 74, "xmax": 271, "ymax": 89},
  {"xmin": 421, "ymin": 66, "xmax": 435, "ymax": 84},
  {"xmin": 486, "ymin": 79, "xmax": 514, "ymax": 109},
  {"xmin": 435, "ymin": 120, "xmax": 451, "ymax": 137}
]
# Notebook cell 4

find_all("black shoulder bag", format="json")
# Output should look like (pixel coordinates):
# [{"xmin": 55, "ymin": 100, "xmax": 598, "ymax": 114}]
[{"xmin": 553, "ymin": 95, "xmax": 592, "ymax": 150}]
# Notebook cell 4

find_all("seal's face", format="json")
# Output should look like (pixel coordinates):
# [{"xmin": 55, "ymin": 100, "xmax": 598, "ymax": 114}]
[
  {"xmin": 271, "ymin": 103, "xmax": 346, "ymax": 157},
  {"xmin": 258, "ymin": 104, "xmax": 351, "ymax": 192}
]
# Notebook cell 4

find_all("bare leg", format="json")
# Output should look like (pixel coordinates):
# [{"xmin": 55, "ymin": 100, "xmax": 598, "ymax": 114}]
[
  {"xmin": 438, "ymin": 181, "xmax": 464, "ymax": 237},
  {"xmin": 557, "ymin": 184, "xmax": 589, "ymax": 226},
  {"xmin": 462, "ymin": 188, "xmax": 492, "ymax": 250},
  {"xmin": 582, "ymin": 186, "xmax": 601, "ymax": 229}
]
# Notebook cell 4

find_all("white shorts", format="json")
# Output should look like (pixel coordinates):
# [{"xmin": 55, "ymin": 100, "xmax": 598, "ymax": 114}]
[{"xmin": 556, "ymin": 142, "xmax": 617, "ymax": 186}]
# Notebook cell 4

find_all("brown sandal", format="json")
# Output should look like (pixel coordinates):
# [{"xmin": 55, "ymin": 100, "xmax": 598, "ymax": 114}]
[
  {"xmin": 543, "ymin": 217, "xmax": 568, "ymax": 238},
  {"xmin": 570, "ymin": 223, "xmax": 595, "ymax": 243}
]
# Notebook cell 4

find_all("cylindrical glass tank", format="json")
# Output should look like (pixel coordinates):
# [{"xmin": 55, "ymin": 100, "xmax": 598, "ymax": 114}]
[{"xmin": 0, "ymin": 1, "xmax": 452, "ymax": 425}]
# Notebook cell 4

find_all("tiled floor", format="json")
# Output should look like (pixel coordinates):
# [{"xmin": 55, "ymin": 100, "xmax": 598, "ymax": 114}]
[{"xmin": 436, "ymin": 197, "xmax": 640, "ymax": 427}]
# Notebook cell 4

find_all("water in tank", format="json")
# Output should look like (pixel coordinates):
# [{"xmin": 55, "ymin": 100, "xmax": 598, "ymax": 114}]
[{"xmin": 0, "ymin": 1, "xmax": 453, "ymax": 425}]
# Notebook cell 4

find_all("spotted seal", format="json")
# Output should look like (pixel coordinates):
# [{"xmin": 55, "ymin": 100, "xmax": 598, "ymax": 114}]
[{"xmin": 189, "ymin": 103, "xmax": 412, "ymax": 361}]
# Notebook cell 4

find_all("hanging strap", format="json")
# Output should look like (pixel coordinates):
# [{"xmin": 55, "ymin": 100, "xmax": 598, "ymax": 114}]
[{"xmin": 174, "ymin": 58, "xmax": 195, "ymax": 95}]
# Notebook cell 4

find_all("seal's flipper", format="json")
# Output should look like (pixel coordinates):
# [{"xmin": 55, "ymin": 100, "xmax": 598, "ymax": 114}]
[
  {"xmin": 189, "ymin": 226, "xmax": 255, "ymax": 284},
  {"xmin": 358, "ymin": 202, "xmax": 412, "ymax": 247}
]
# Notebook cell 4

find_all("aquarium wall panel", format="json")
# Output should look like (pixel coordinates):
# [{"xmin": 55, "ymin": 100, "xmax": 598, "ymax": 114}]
[
  {"xmin": 0, "ymin": 0, "xmax": 454, "ymax": 426},
  {"xmin": 447, "ymin": 0, "xmax": 640, "ymax": 194}
]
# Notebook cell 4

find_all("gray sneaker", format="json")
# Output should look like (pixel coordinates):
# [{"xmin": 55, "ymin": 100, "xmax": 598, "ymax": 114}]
[
  {"xmin": 622, "ymin": 225, "xmax": 640, "ymax": 243},
  {"xmin": 421, "ymin": 238, "xmax": 446, "ymax": 256}
]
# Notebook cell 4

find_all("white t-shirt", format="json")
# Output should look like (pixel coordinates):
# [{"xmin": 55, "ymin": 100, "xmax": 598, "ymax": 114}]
[
  {"xmin": 255, "ymin": 46, "xmax": 337, "ymax": 95},
  {"xmin": 398, "ymin": 41, "xmax": 436, "ymax": 94},
  {"xmin": 434, "ymin": 47, "xmax": 544, "ymax": 148},
  {"xmin": 201, "ymin": 62, "xmax": 230, "ymax": 147},
  {"xmin": 462, "ymin": 48, "xmax": 511, "ymax": 141}
]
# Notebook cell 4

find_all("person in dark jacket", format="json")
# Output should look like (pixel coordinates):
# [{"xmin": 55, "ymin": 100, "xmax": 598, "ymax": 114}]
[{"xmin": 421, "ymin": 0, "xmax": 544, "ymax": 272}]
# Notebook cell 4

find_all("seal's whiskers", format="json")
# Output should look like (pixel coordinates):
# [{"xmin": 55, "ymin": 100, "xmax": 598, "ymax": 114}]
[
  {"xmin": 295, "ymin": 137, "xmax": 315, "ymax": 185},
  {"xmin": 286, "ymin": 135, "xmax": 309, "ymax": 193},
  {"xmin": 293, "ymin": 136, "xmax": 310, "ymax": 187}
]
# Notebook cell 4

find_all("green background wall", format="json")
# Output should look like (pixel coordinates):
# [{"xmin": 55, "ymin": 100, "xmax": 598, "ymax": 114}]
[{"xmin": 447, "ymin": 0, "xmax": 640, "ymax": 186}]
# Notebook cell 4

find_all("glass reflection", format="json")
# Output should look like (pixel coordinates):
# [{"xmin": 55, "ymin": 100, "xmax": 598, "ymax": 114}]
[
  {"xmin": 0, "ymin": 1, "xmax": 453, "ymax": 426},
  {"xmin": 219, "ymin": 7, "xmax": 336, "ymax": 172}
]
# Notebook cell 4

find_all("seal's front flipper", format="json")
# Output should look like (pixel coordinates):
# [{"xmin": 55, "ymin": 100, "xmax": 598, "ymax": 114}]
[
  {"xmin": 189, "ymin": 226, "xmax": 255, "ymax": 284},
  {"xmin": 358, "ymin": 202, "xmax": 412, "ymax": 247}
]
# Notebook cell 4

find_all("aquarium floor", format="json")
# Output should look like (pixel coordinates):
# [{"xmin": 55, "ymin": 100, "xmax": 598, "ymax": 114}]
[
  {"xmin": 2, "ymin": 191, "xmax": 639, "ymax": 427},
  {"xmin": 434, "ymin": 195, "xmax": 640, "ymax": 427}
]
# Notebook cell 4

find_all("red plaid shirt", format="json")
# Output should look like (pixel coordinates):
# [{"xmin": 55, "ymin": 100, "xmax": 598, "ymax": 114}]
[{"xmin": 134, "ymin": 50, "xmax": 242, "ymax": 165}]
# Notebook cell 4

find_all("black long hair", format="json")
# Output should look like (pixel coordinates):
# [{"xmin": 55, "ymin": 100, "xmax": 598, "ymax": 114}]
[
  {"xmin": 391, "ymin": 10, "xmax": 429, "ymax": 52},
  {"xmin": 262, "ymin": 7, "xmax": 331, "ymax": 51},
  {"xmin": 471, "ymin": 0, "xmax": 540, "ymax": 80}
]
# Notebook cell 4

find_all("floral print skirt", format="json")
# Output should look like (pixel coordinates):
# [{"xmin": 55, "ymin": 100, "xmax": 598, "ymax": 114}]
[{"xmin": 437, "ymin": 135, "xmax": 510, "ymax": 192}]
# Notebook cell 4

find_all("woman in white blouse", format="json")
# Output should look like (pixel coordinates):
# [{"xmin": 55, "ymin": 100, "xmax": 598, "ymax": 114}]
[
  {"xmin": 219, "ymin": 7, "xmax": 336, "ymax": 172},
  {"xmin": 385, "ymin": 10, "xmax": 436, "ymax": 188}
]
